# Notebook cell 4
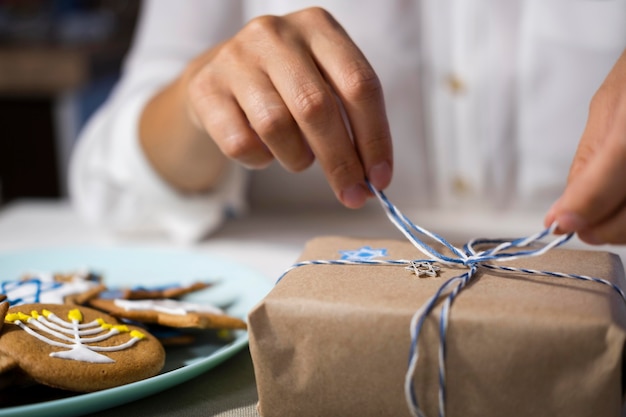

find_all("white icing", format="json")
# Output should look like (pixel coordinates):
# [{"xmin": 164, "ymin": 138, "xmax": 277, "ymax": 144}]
[
  {"xmin": 39, "ymin": 279, "xmax": 98, "ymax": 304},
  {"xmin": 48, "ymin": 313, "xmax": 100, "ymax": 329},
  {"xmin": 10, "ymin": 310, "xmax": 142, "ymax": 363},
  {"xmin": 113, "ymin": 298, "xmax": 224, "ymax": 316},
  {"xmin": 29, "ymin": 317, "xmax": 78, "ymax": 343},
  {"xmin": 89, "ymin": 337, "xmax": 141, "ymax": 352},
  {"xmin": 40, "ymin": 317, "xmax": 104, "ymax": 336},
  {"xmin": 50, "ymin": 344, "xmax": 115, "ymax": 363}
]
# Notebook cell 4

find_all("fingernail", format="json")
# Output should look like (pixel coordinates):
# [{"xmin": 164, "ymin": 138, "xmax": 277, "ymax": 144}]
[
  {"xmin": 545, "ymin": 200, "xmax": 560, "ymax": 220},
  {"xmin": 368, "ymin": 161, "xmax": 392, "ymax": 190},
  {"xmin": 543, "ymin": 200, "xmax": 560, "ymax": 229},
  {"xmin": 555, "ymin": 212, "xmax": 588, "ymax": 233},
  {"xmin": 341, "ymin": 183, "xmax": 368, "ymax": 209}
]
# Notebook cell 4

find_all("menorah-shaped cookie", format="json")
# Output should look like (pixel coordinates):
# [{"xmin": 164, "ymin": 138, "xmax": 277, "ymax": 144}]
[{"xmin": 0, "ymin": 302, "xmax": 165, "ymax": 392}]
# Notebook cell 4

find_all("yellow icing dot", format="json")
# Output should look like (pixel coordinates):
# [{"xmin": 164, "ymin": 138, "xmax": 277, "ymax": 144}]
[
  {"xmin": 99, "ymin": 320, "xmax": 113, "ymax": 330},
  {"xmin": 42, "ymin": 309, "xmax": 52, "ymax": 318},
  {"xmin": 30, "ymin": 311, "xmax": 40, "ymax": 319},
  {"xmin": 5, "ymin": 312, "xmax": 32, "ymax": 323},
  {"xmin": 68, "ymin": 309, "xmax": 83, "ymax": 322},
  {"xmin": 216, "ymin": 329, "xmax": 231, "ymax": 340},
  {"xmin": 112, "ymin": 325, "xmax": 129, "ymax": 333},
  {"xmin": 130, "ymin": 330, "xmax": 145, "ymax": 339},
  {"xmin": 97, "ymin": 319, "xmax": 130, "ymax": 333},
  {"xmin": 6, "ymin": 312, "xmax": 24, "ymax": 323}
]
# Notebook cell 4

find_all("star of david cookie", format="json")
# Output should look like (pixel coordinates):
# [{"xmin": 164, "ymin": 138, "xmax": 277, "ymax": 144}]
[
  {"xmin": 0, "ymin": 303, "xmax": 165, "ymax": 392},
  {"xmin": 89, "ymin": 298, "xmax": 247, "ymax": 330},
  {"xmin": 2, "ymin": 271, "xmax": 105, "ymax": 306}
]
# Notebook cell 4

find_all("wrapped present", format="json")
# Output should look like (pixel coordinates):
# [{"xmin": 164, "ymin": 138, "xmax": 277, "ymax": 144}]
[
  {"xmin": 249, "ymin": 183, "xmax": 626, "ymax": 417},
  {"xmin": 248, "ymin": 235, "xmax": 626, "ymax": 417}
]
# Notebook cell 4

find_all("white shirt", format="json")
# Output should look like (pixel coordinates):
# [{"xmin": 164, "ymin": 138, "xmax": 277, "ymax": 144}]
[{"xmin": 69, "ymin": 0, "xmax": 626, "ymax": 243}]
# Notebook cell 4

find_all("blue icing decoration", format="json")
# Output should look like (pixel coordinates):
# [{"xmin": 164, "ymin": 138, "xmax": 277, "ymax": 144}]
[
  {"xmin": 339, "ymin": 246, "xmax": 388, "ymax": 261},
  {"xmin": 0, "ymin": 279, "xmax": 62, "ymax": 306}
]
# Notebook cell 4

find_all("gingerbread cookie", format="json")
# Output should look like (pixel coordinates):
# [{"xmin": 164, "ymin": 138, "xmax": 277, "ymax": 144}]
[
  {"xmin": 0, "ymin": 298, "xmax": 22, "ymax": 392},
  {"xmin": 2, "ymin": 271, "xmax": 105, "ymax": 306},
  {"xmin": 0, "ymin": 303, "xmax": 165, "ymax": 392},
  {"xmin": 31, "ymin": 270, "xmax": 103, "ymax": 284},
  {"xmin": 89, "ymin": 298, "xmax": 247, "ymax": 330},
  {"xmin": 100, "ymin": 281, "xmax": 212, "ymax": 300},
  {"xmin": 0, "ymin": 296, "xmax": 7, "ymax": 332}
]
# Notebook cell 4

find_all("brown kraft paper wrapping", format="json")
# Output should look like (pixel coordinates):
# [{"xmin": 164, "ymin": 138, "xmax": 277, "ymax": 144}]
[{"xmin": 248, "ymin": 236, "xmax": 626, "ymax": 417}]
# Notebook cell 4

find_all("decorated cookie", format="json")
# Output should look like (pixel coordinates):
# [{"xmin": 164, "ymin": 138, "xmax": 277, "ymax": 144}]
[
  {"xmin": 28, "ymin": 270, "xmax": 103, "ymax": 284},
  {"xmin": 89, "ymin": 298, "xmax": 247, "ymax": 330},
  {"xmin": 0, "ymin": 297, "xmax": 23, "ymax": 392},
  {"xmin": 1, "ymin": 271, "xmax": 105, "ymax": 306},
  {"xmin": 99, "ymin": 281, "xmax": 212, "ymax": 300},
  {"xmin": 0, "ymin": 296, "xmax": 7, "ymax": 332},
  {"xmin": 147, "ymin": 327, "xmax": 198, "ymax": 346},
  {"xmin": 0, "ymin": 303, "xmax": 165, "ymax": 392}
]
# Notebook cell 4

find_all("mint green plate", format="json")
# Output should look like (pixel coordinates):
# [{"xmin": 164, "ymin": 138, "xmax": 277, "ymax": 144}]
[{"xmin": 0, "ymin": 246, "xmax": 273, "ymax": 417}]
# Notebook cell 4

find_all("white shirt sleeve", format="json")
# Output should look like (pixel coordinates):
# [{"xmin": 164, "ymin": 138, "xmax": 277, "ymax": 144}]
[
  {"xmin": 69, "ymin": 0, "xmax": 247, "ymax": 244},
  {"xmin": 70, "ymin": 0, "xmax": 626, "ymax": 244}
]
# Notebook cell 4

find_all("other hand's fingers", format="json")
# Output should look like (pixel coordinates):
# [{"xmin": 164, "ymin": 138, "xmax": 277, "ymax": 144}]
[{"xmin": 545, "ymin": 50, "xmax": 626, "ymax": 241}]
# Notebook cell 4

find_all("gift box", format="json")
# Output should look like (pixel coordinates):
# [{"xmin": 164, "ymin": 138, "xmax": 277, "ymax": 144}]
[{"xmin": 248, "ymin": 236, "xmax": 626, "ymax": 417}]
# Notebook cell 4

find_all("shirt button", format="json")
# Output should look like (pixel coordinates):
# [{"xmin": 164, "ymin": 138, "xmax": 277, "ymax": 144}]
[
  {"xmin": 445, "ymin": 73, "xmax": 466, "ymax": 95},
  {"xmin": 452, "ymin": 176, "xmax": 471, "ymax": 196}
]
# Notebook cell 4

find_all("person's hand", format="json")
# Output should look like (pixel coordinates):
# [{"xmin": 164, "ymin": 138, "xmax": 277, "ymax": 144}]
[
  {"xmin": 544, "ymin": 49, "xmax": 626, "ymax": 244},
  {"xmin": 182, "ymin": 7, "xmax": 392, "ymax": 208}
]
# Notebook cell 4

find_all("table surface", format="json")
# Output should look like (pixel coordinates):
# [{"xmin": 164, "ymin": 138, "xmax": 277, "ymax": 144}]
[{"xmin": 1, "ymin": 199, "xmax": 623, "ymax": 417}]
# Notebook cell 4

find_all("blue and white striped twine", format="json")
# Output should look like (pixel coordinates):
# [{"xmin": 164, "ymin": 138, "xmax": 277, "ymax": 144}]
[{"xmin": 275, "ymin": 181, "xmax": 626, "ymax": 417}]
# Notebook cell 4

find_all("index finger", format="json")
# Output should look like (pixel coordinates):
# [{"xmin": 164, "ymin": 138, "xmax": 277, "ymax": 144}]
[
  {"xmin": 546, "ymin": 102, "xmax": 626, "ymax": 233},
  {"xmin": 545, "ymin": 52, "xmax": 626, "ymax": 233},
  {"xmin": 304, "ymin": 12, "xmax": 393, "ymax": 191}
]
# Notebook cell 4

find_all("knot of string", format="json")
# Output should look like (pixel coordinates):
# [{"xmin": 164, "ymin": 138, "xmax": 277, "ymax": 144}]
[{"xmin": 275, "ymin": 181, "xmax": 626, "ymax": 417}]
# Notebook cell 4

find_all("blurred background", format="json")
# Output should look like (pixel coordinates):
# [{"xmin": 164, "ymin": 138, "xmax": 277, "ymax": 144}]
[{"xmin": 0, "ymin": 0, "xmax": 139, "ymax": 206}]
